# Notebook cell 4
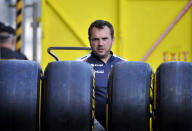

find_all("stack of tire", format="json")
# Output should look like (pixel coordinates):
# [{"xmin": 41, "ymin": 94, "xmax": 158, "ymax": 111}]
[
  {"xmin": 1, "ymin": 60, "xmax": 192, "ymax": 131},
  {"xmin": 0, "ymin": 60, "xmax": 41, "ymax": 131},
  {"xmin": 107, "ymin": 62, "xmax": 153, "ymax": 131},
  {"xmin": 153, "ymin": 62, "xmax": 192, "ymax": 131},
  {"xmin": 41, "ymin": 61, "xmax": 94, "ymax": 131},
  {"xmin": 0, "ymin": 60, "xmax": 94, "ymax": 131},
  {"xmin": 107, "ymin": 61, "xmax": 192, "ymax": 131}
]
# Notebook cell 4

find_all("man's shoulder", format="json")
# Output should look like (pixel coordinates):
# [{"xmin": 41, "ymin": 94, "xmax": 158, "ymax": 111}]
[
  {"xmin": 0, "ymin": 47, "xmax": 27, "ymax": 60},
  {"xmin": 112, "ymin": 54, "xmax": 127, "ymax": 62},
  {"xmin": 76, "ymin": 53, "xmax": 91, "ymax": 62}
]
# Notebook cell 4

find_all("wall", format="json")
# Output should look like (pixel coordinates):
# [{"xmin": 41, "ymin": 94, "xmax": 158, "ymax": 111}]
[{"xmin": 41, "ymin": 0, "xmax": 192, "ymax": 70}]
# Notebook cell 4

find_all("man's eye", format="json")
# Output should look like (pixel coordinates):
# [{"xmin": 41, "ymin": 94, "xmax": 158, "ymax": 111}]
[
  {"xmin": 103, "ymin": 38, "xmax": 108, "ymax": 41},
  {"xmin": 92, "ymin": 38, "xmax": 98, "ymax": 41}
]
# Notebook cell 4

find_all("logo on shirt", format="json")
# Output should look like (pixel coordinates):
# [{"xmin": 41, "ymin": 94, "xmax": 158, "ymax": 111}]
[
  {"xmin": 95, "ymin": 70, "xmax": 104, "ymax": 73},
  {"xmin": 91, "ymin": 64, "xmax": 103, "ymax": 67}
]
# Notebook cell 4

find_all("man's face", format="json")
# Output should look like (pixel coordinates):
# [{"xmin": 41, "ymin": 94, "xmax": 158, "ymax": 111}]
[
  {"xmin": 90, "ymin": 26, "xmax": 114, "ymax": 59},
  {"xmin": 0, "ymin": 32, "xmax": 15, "ymax": 50},
  {"xmin": 0, "ymin": 32, "xmax": 11, "ymax": 44}
]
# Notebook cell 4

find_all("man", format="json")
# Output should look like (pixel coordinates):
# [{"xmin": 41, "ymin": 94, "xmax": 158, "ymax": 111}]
[
  {"xmin": 77, "ymin": 20, "xmax": 126, "ymax": 129},
  {"xmin": 0, "ymin": 22, "xmax": 27, "ymax": 60}
]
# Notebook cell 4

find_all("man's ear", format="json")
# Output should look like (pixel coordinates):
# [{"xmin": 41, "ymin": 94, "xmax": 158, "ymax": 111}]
[
  {"xmin": 112, "ymin": 37, "xmax": 115, "ymax": 45},
  {"xmin": 89, "ymin": 39, "xmax": 92, "ymax": 47},
  {"xmin": 10, "ymin": 36, "xmax": 16, "ymax": 48},
  {"xmin": 12, "ymin": 36, "xmax": 16, "ymax": 44}
]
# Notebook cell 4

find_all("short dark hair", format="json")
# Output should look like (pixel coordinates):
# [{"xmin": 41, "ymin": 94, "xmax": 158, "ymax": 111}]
[
  {"xmin": 0, "ymin": 22, "xmax": 16, "ymax": 43},
  {"xmin": 88, "ymin": 20, "xmax": 114, "ymax": 41},
  {"xmin": 0, "ymin": 22, "xmax": 16, "ymax": 35},
  {"xmin": 0, "ymin": 22, "xmax": 5, "ymax": 29}
]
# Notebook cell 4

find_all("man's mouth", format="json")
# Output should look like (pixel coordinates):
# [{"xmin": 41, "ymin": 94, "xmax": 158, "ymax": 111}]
[{"xmin": 97, "ymin": 48, "xmax": 104, "ymax": 51}]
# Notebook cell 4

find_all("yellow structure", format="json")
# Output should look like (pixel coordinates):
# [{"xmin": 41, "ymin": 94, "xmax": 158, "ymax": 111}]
[{"xmin": 41, "ymin": 0, "xmax": 192, "ymax": 70}]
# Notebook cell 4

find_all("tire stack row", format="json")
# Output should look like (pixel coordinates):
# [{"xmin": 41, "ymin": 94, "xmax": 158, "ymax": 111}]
[
  {"xmin": 107, "ymin": 61, "xmax": 192, "ymax": 131},
  {"xmin": 153, "ymin": 62, "xmax": 192, "ymax": 131},
  {"xmin": 0, "ymin": 60, "xmax": 94, "ymax": 131},
  {"xmin": 0, "ymin": 60, "xmax": 192, "ymax": 131}
]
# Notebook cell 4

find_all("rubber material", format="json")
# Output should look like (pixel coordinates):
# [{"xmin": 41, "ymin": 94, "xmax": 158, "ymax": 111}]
[
  {"xmin": 0, "ymin": 60, "xmax": 41, "ymax": 131},
  {"xmin": 155, "ymin": 62, "xmax": 192, "ymax": 131},
  {"xmin": 42, "ymin": 61, "xmax": 94, "ymax": 131},
  {"xmin": 107, "ymin": 61, "xmax": 152, "ymax": 131}
]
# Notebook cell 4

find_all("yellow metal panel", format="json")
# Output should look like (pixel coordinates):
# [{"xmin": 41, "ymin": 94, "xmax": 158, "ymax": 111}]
[
  {"xmin": 41, "ymin": 0, "xmax": 192, "ymax": 70},
  {"xmin": 121, "ymin": 0, "xmax": 192, "ymax": 69},
  {"xmin": 41, "ymin": 0, "xmax": 119, "ymax": 69}
]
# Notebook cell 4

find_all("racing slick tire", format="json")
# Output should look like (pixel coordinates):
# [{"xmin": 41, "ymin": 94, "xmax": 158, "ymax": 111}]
[
  {"xmin": 0, "ymin": 60, "xmax": 41, "ymax": 131},
  {"xmin": 154, "ymin": 62, "xmax": 192, "ymax": 131},
  {"xmin": 107, "ymin": 61, "xmax": 153, "ymax": 131},
  {"xmin": 41, "ymin": 61, "xmax": 94, "ymax": 131}
]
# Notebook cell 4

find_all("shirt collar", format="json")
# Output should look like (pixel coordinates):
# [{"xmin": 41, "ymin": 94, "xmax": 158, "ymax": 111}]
[{"xmin": 91, "ymin": 51, "xmax": 114, "ymax": 64}]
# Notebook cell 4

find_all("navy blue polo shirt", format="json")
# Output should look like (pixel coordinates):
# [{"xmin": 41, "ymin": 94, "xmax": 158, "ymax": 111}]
[
  {"xmin": 0, "ymin": 47, "xmax": 28, "ymax": 60},
  {"xmin": 77, "ymin": 51, "xmax": 126, "ymax": 128}
]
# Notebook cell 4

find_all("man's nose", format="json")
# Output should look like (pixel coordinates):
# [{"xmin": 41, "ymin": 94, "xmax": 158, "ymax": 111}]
[{"xmin": 98, "ymin": 39, "xmax": 104, "ymax": 45}]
